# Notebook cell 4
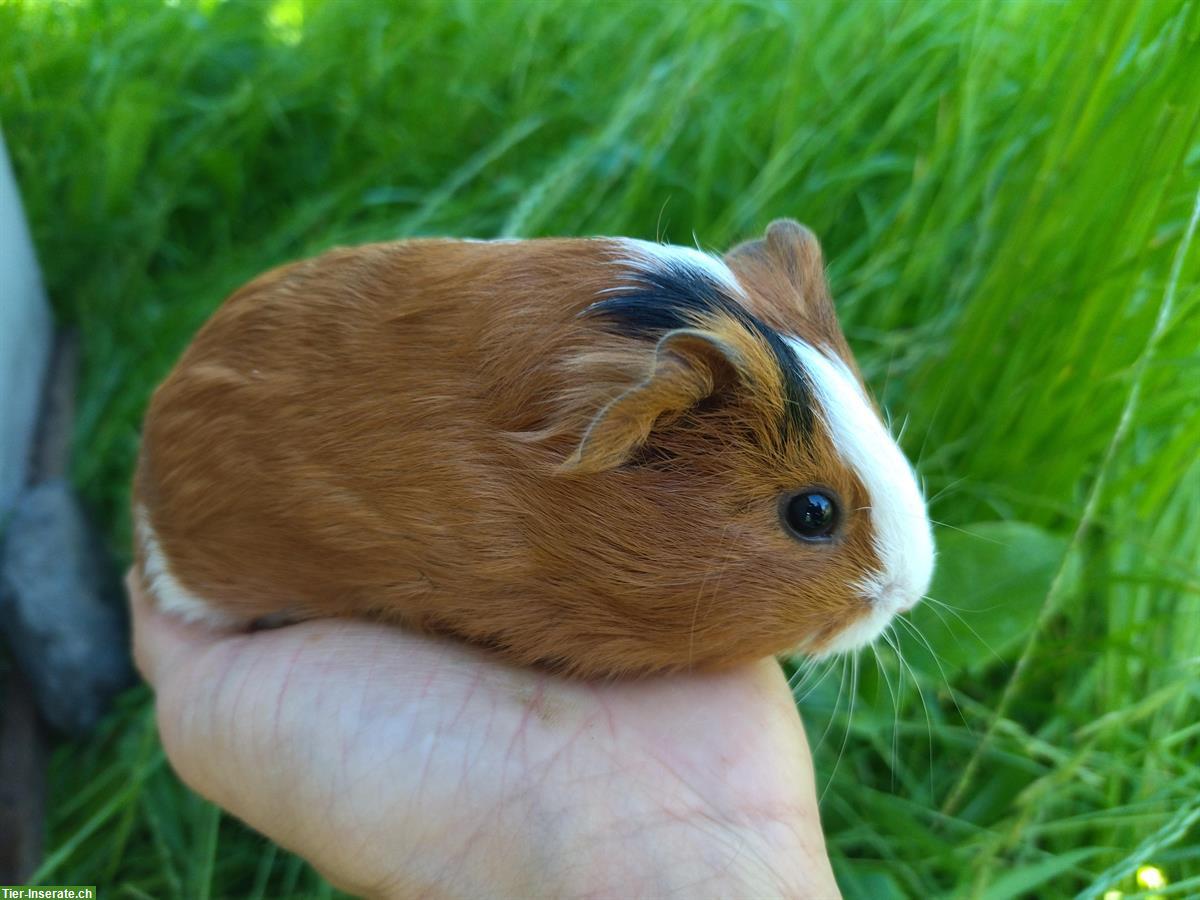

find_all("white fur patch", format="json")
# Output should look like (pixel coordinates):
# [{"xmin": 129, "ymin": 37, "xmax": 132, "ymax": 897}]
[
  {"xmin": 818, "ymin": 602, "xmax": 900, "ymax": 656},
  {"xmin": 135, "ymin": 506, "xmax": 233, "ymax": 626},
  {"xmin": 615, "ymin": 238, "xmax": 747, "ymax": 297},
  {"xmin": 784, "ymin": 338, "xmax": 935, "ymax": 653}
]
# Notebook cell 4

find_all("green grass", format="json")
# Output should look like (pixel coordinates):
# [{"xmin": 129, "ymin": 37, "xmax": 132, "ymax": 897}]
[{"xmin": 3, "ymin": 0, "xmax": 1199, "ymax": 896}]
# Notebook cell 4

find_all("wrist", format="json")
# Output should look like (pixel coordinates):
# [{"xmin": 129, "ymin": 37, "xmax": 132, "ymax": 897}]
[
  {"xmin": 560, "ymin": 809, "xmax": 838, "ymax": 898},
  {"xmin": 366, "ymin": 779, "xmax": 837, "ymax": 900},
  {"xmin": 519, "ymin": 768, "xmax": 840, "ymax": 900}
]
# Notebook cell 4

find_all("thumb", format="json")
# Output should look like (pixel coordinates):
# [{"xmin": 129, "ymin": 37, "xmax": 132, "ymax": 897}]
[
  {"xmin": 126, "ymin": 571, "xmax": 439, "ymax": 896},
  {"xmin": 126, "ymin": 572, "xmax": 326, "ymax": 858},
  {"xmin": 127, "ymin": 570, "xmax": 238, "ymax": 687}
]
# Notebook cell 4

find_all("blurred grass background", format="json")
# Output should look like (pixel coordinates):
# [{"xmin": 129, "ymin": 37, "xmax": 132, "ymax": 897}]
[{"xmin": 2, "ymin": 0, "xmax": 1199, "ymax": 896}]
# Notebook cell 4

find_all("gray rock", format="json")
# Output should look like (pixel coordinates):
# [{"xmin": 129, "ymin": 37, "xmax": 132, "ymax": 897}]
[
  {"xmin": 0, "ymin": 479, "xmax": 133, "ymax": 736},
  {"xmin": 0, "ymin": 128, "xmax": 53, "ymax": 518}
]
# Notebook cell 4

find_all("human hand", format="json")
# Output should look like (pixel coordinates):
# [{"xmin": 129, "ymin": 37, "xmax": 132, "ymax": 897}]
[{"xmin": 129, "ymin": 574, "xmax": 841, "ymax": 899}]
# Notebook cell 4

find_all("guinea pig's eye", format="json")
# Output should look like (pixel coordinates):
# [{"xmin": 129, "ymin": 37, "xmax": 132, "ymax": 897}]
[{"xmin": 780, "ymin": 490, "xmax": 840, "ymax": 542}]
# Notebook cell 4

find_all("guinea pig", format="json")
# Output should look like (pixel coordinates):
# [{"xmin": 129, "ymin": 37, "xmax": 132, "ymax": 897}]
[{"xmin": 132, "ymin": 220, "xmax": 934, "ymax": 677}]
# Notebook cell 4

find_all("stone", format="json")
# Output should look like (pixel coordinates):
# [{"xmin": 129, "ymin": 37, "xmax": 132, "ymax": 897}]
[
  {"xmin": 0, "ymin": 128, "xmax": 53, "ymax": 519},
  {"xmin": 0, "ymin": 479, "xmax": 134, "ymax": 736}
]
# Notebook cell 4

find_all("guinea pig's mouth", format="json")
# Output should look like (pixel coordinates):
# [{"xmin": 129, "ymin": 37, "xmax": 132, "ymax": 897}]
[
  {"xmin": 810, "ymin": 618, "xmax": 889, "ymax": 658},
  {"xmin": 875, "ymin": 581, "xmax": 920, "ymax": 614},
  {"xmin": 804, "ymin": 586, "xmax": 919, "ymax": 658}
]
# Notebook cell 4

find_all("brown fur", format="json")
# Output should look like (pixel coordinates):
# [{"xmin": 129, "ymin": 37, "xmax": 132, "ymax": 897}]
[{"xmin": 134, "ymin": 224, "xmax": 881, "ymax": 676}]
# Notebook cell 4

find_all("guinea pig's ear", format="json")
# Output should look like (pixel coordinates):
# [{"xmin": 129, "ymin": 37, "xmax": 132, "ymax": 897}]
[
  {"xmin": 723, "ymin": 219, "xmax": 837, "ymax": 331},
  {"xmin": 561, "ymin": 329, "xmax": 741, "ymax": 474}
]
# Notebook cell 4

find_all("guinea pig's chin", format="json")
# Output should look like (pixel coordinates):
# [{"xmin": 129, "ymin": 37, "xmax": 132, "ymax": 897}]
[{"xmin": 807, "ymin": 604, "xmax": 899, "ymax": 658}]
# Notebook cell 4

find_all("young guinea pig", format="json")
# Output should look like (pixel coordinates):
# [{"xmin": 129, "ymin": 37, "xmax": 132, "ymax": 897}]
[{"xmin": 133, "ymin": 220, "xmax": 934, "ymax": 677}]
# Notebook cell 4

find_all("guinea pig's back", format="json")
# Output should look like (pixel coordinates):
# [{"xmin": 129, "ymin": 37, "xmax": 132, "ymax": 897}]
[{"xmin": 134, "ymin": 238, "xmax": 610, "ymax": 625}]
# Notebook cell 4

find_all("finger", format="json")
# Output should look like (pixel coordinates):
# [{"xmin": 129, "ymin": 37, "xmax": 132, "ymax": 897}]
[
  {"xmin": 140, "ymin": 615, "xmax": 449, "ymax": 893},
  {"xmin": 126, "ymin": 568, "xmax": 236, "ymax": 688}
]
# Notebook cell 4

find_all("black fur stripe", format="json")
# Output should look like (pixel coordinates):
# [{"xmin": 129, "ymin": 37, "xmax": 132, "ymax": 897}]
[{"xmin": 581, "ymin": 255, "xmax": 814, "ymax": 438}]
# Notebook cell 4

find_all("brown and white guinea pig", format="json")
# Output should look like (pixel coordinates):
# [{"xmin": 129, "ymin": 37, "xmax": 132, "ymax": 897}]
[{"xmin": 132, "ymin": 220, "xmax": 934, "ymax": 677}]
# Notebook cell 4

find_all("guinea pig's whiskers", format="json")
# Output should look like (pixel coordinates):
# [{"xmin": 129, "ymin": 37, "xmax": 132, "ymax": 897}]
[
  {"xmin": 882, "ymin": 346, "xmax": 898, "ymax": 402},
  {"xmin": 820, "ymin": 650, "xmax": 860, "ymax": 806},
  {"xmin": 923, "ymin": 593, "xmax": 988, "ymax": 616},
  {"xmin": 870, "ymin": 640, "xmax": 901, "ymax": 791},
  {"xmin": 655, "ymin": 197, "xmax": 671, "ymax": 244},
  {"xmin": 914, "ymin": 388, "xmax": 951, "ymax": 472},
  {"xmin": 918, "ymin": 598, "xmax": 972, "ymax": 655},
  {"xmin": 922, "ymin": 594, "xmax": 1004, "ymax": 665},
  {"xmin": 895, "ymin": 615, "xmax": 973, "ymax": 736},
  {"xmin": 799, "ymin": 657, "xmax": 837, "ymax": 699},
  {"xmin": 786, "ymin": 661, "xmax": 808, "ymax": 692},
  {"xmin": 880, "ymin": 626, "xmax": 908, "ymax": 779},
  {"xmin": 887, "ymin": 623, "xmax": 935, "ymax": 798},
  {"xmin": 790, "ymin": 654, "xmax": 835, "ymax": 702},
  {"xmin": 928, "ymin": 517, "xmax": 1004, "ymax": 543},
  {"xmin": 788, "ymin": 665, "xmax": 815, "ymax": 700},
  {"xmin": 787, "ymin": 652, "xmax": 818, "ymax": 684},
  {"xmin": 787, "ymin": 663, "xmax": 809, "ymax": 696},
  {"xmin": 926, "ymin": 476, "xmax": 968, "ymax": 507},
  {"xmin": 813, "ymin": 655, "xmax": 850, "ymax": 756},
  {"xmin": 786, "ymin": 652, "xmax": 813, "ymax": 686}
]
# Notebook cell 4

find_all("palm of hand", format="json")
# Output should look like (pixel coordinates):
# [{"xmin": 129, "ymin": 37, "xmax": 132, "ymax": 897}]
[{"xmin": 132, "ymin": 583, "xmax": 838, "ymax": 898}]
